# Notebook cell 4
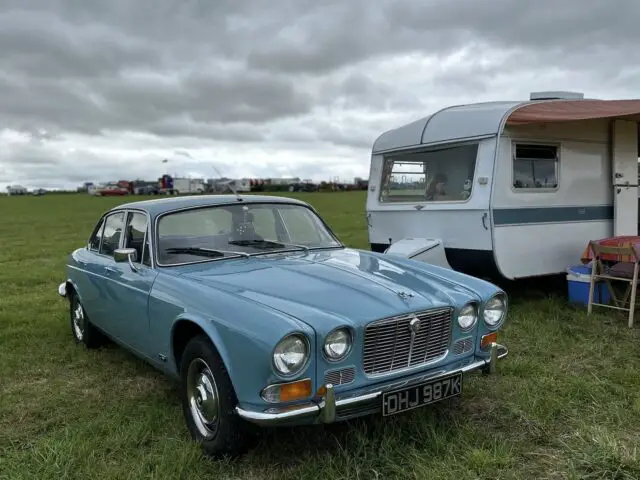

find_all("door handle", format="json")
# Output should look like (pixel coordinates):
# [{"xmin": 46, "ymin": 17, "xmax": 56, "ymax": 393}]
[
  {"xmin": 481, "ymin": 212, "xmax": 488, "ymax": 230},
  {"xmin": 104, "ymin": 266, "xmax": 118, "ymax": 274}
]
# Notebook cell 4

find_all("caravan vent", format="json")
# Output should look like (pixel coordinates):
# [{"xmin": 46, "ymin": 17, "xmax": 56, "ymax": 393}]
[{"xmin": 529, "ymin": 91, "xmax": 585, "ymax": 101}]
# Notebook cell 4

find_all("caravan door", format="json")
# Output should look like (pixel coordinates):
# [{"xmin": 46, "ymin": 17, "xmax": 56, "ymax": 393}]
[
  {"xmin": 366, "ymin": 139, "xmax": 495, "ymax": 274},
  {"xmin": 612, "ymin": 119, "xmax": 638, "ymax": 236}
]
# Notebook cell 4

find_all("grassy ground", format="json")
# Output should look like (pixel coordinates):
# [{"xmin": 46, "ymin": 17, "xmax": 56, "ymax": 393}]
[{"xmin": 1, "ymin": 191, "xmax": 640, "ymax": 479}]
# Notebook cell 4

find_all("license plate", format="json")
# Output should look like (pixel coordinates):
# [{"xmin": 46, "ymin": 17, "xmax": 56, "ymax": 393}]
[{"xmin": 381, "ymin": 371, "xmax": 463, "ymax": 417}]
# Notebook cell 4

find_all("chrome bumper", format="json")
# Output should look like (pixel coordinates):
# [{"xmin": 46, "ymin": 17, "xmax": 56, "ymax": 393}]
[
  {"xmin": 235, "ymin": 342, "xmax": 508, "ymax": 426},
  {"xmin": 57, "ymin": 282, "xmax": 67, "ymax": 298}
]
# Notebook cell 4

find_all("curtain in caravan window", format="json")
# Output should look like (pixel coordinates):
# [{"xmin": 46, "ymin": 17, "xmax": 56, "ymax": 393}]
[{"xmin": 379, "ymin": 143, "xmax": 479, "ymax": 203}]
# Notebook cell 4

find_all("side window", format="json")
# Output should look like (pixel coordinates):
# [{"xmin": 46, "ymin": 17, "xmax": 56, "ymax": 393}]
[
  {"xmin": 89, "ymin": 218, "xmax": 105, "ymax": 252},
  {"xmin": 100, "ymin": 212, "xmax": 125, "ymax": 257},
  {"xmin": 513, "ymin": 143, "xmax": 559, "ymax": 190},
  {"xmin": 124, "ymin": 212, "xmax": 151, "ymax": 266}
]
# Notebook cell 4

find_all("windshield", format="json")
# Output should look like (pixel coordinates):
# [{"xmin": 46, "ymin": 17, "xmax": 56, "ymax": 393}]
[{"xmin": 156, "ymin": 202, "xmax": 342, "ymax": 265}]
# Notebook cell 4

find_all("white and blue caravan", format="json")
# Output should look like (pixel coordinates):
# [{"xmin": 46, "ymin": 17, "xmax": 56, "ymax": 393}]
[{"xmin": 367, "ymin": 91, "xmax": 640, "ymax": 280}]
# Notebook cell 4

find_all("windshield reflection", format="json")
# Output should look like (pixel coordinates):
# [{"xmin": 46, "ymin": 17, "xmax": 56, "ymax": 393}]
[{"xmin": 156, "ymin": 202, "xmax": 342, "ymax": 265}]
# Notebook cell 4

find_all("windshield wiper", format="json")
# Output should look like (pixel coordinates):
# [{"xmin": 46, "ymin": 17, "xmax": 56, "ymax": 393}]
[
  {"xmin": 164, "ymin": 247, "xmax": 249, "ymax": 258},
  {"xmin": 227, "ymin": 239, "xmax": 308, "ymax": 251}
]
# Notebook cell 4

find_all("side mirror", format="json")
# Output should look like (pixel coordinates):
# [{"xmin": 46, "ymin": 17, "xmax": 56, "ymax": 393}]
[{"xmin": 114, "ymin": 248, "xmax": 138, "ymax": 272}]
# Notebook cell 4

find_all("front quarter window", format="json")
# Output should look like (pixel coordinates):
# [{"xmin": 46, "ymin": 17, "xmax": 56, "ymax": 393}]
[
  {"xmin": 100, "ymin": 212, "xmax": 125, "ymax": 257},
  {"xmin": 89, "ymin": 218, "xmax": 105, "ymax": 251}
]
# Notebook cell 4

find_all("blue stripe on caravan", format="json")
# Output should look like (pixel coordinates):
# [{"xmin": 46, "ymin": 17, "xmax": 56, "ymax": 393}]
[{"xmin": 492, "ymin": 205, "xmax": 614, "ymax": 226}]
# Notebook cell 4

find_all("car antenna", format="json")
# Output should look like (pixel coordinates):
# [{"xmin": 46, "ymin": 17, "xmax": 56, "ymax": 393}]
[{"xmin": 212, "ymin": 163, "xmax": 242, "ymax": 202}]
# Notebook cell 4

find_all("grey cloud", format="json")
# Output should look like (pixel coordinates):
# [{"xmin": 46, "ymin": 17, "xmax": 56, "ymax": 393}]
[
  {"xmin": 1, "ymin": 0, "xmax": 638, "ymax": 188},
  {"xmin": 250, "ymin": 0, "xmax": 640, "ymax": 74},
  {"xmin": 0, "ymin": 9, "xmax": 162, "ymax": 78}
]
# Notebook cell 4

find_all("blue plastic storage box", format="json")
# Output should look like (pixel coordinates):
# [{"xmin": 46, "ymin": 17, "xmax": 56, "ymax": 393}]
[{"xmin": 566, "ymin": 264, "xmax": 611, "ymax": 306}]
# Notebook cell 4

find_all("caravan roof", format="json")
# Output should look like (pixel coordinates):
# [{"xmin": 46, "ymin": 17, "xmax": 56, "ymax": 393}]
[{"xmin": 372, "ymin": 96, "xmax": 640, "ymax": 154}]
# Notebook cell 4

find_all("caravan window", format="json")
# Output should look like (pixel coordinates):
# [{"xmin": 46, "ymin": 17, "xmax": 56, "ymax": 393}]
[
  {"xmin": 513, "ymin": 143, "xmax": 559, "ymax": 190},
  {"xmin": 379, "ymin": 144, "xmax": 478, "ymax": 203}
]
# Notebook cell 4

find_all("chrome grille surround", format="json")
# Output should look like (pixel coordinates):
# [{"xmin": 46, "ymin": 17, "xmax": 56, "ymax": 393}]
[
  {"xmin": 453, "ymin": 337, "xmax": 474, "ymax": 355},
  {"xmin": 324, "ymin": 367, "xmax": 356, "ymax": 386},
  {"xmin": 362, "ymin": 307, "xmax": 453, "ymax": 377}
]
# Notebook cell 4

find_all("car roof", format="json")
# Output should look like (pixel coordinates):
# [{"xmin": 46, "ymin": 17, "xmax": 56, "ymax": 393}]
[{"xmin": 107, "ymin": 194, "xmax": 311, "ymax": 217}]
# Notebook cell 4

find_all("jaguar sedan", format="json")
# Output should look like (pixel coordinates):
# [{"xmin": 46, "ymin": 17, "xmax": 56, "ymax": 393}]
[{"xmin": 57, "ymin": 194, "xmax": 508, "ymax": 458}]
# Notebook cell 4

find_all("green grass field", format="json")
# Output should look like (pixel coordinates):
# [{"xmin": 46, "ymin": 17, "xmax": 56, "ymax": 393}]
[{"xmin": 1, "ymin": 191, "xmax": 640, "ymax": 479}]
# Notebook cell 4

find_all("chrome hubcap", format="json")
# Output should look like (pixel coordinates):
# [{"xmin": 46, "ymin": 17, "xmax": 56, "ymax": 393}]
[
  {"xmin": 73, "ymin": 304, "xmax": 84, "ymax": 341},
  {"xmin": 187, "ymin": 358, "xmax": 220, "ymax": 439}
]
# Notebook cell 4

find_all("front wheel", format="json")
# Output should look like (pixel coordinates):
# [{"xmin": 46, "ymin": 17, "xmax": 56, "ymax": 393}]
[
  {"xmin": 179, "ymin": 334, "xmax": 250, "ymax": 458},
  {"xmin": 69, "ymin": 292, "xmax": 105, "ymax": 349}
]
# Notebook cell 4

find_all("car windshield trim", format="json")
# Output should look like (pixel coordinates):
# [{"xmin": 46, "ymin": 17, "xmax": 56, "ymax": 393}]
[
  {"xmin": 227, "ymin": 238, "xmax": 309, "ymax": 251},
  {"xmin": 248, "ymin": 244, "xmax": 344, "ymax": 257},
  {"xmin": 152, "ymin": 201, "xmax": 344, "ymax": 267},
  {"xmin": 163, "ymin": 246, "xmax": 251, "ymax": 259}
]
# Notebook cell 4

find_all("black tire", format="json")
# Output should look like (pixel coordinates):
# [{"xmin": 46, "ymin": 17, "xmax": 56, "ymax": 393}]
[
  {"xmin": 69, "ymin": 292, "xmax": 105, "ymax": 349},
  {"xmin": 179, "ymin": 334, "xmax": 250, "ymax": 458}
]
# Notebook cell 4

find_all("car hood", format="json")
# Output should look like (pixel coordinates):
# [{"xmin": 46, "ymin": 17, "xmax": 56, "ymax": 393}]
[{"xmin": 179, "ymin": 248, "xmax": 481, "ymax": 332}]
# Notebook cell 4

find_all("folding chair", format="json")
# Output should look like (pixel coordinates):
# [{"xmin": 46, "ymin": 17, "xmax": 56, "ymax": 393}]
[{"xmin": 587, "ymin": 240, "xmax": 640, "ymax": 328}]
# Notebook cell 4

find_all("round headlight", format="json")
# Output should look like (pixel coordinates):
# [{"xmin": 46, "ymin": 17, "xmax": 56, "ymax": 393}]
[
  {"xmin": 273, "ymin": 334, "xmax": 309, "ymax": 376},
  {"xmin": 483, "ymin": 294, "xmax": 506, "ymax": 327},
  {"xmin": 323, "ymin": 328, "xmax": 352, "ymax": 360},
  {"xmin": 457, "ymin": 303, "xmax": 478, "ymax": 331}
]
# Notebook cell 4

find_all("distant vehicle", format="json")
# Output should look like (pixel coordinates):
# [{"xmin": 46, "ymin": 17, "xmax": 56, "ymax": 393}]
[
  {"xmin": 132, "ymin": 181, "xmax": 160, "ymax": 195},
  {"xmin": 87, "ymin": 184, "xmax": 102, "ymax": 196},
  {"xmin": 172, "ymin": 177, "xmax": 206, "ymax": 195},
  {"xmin": 96, "ymin": 185, "xmax": 129, "ymax": 196},
  {"xmin": 288, "ymin": 181, "xmax": 319, "ymax": 192},
  {"xmin": 216, "ymin": 178, "xmax": 251, "ymax": 194},
  {"xmin": 32, "ymin": 188, "xmax": 46, "ymax": 196},
  {"xmin": 6, "ymin": 185, "xmax": 28, "ymax": 195},
  {"xmin": 57, "ymin": 194, "xmax": 509, "ymax": 458}
]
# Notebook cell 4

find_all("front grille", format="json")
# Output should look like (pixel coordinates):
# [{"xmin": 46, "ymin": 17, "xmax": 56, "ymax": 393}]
[{"xmin": 362, "ymin": 307, "xmax": 452, "ymax": 375}]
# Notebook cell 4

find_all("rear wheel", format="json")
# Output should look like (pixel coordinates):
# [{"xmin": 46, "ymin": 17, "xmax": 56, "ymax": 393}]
[
  {"xmin": 179, "ymin": 334, "xmax": 250, "ymax": 458},
  {"xmin": 69, "ymin": 292, "xmax": 105, "ymax": 349}
]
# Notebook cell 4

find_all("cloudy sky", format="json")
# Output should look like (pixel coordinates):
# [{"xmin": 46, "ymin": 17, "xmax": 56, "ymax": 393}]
[{"xmin": 1, "ymin": 0, "xmax": 637, "ymax": 190}]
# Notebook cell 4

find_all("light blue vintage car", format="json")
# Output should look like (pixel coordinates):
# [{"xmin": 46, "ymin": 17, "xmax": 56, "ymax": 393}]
[{"xmin": 57, "ymin": 194, "xmax": 508, "ymax": 458}]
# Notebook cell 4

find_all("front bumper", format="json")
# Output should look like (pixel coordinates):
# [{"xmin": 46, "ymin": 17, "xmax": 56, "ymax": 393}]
[{"xmin": 235, "ymin": 342, "xmax": 508, "ymax": 426}]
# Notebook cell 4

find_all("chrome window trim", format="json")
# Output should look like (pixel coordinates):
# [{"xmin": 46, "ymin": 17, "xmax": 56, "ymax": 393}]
[
  {"xmin": 151, "ymin": 201, "xmax": 344, "ymax": 268},
  {"xmin": 123, "ymin": 209, "xmax": 154, "ymax": 268},
  {"xmin": 86, "ymin": 208, "xmax": 155, "ymax": 269},
  {"xmin": 97, "ymin": 210, "xmax": 127, "ymax": 258}
]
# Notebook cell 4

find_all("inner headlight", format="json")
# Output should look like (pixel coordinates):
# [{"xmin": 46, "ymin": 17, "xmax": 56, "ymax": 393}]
[
  {"xmin": 457, "ymin": 303, "xmax": 478, "ymax": 331},
  {"xmin": 323, "ymin": 328, "xmax": 352, "ymax": 361},
  {"xmin": 273, "ymin": 334, "xmax": 309, "ymax": 376},
  {"xmin": 483, "ymin": 294, "xmax": 506, "ymax": 327}
]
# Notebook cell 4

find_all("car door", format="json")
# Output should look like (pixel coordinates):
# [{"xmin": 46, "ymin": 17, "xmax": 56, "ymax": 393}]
[
  {"xmin": 87, "ymin": 210, "xmax": 128, "ymax": 337},
  {"xmin": 70, "ymin": 211, "xmax": 127, "ymax": 335},
  {"xmin": 104, "ymin": 210, "xmax": 159, "ymax": 358},
  {"xmin": 71, "ymin": 214, "xmax": 110, "ymax": 326}
]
